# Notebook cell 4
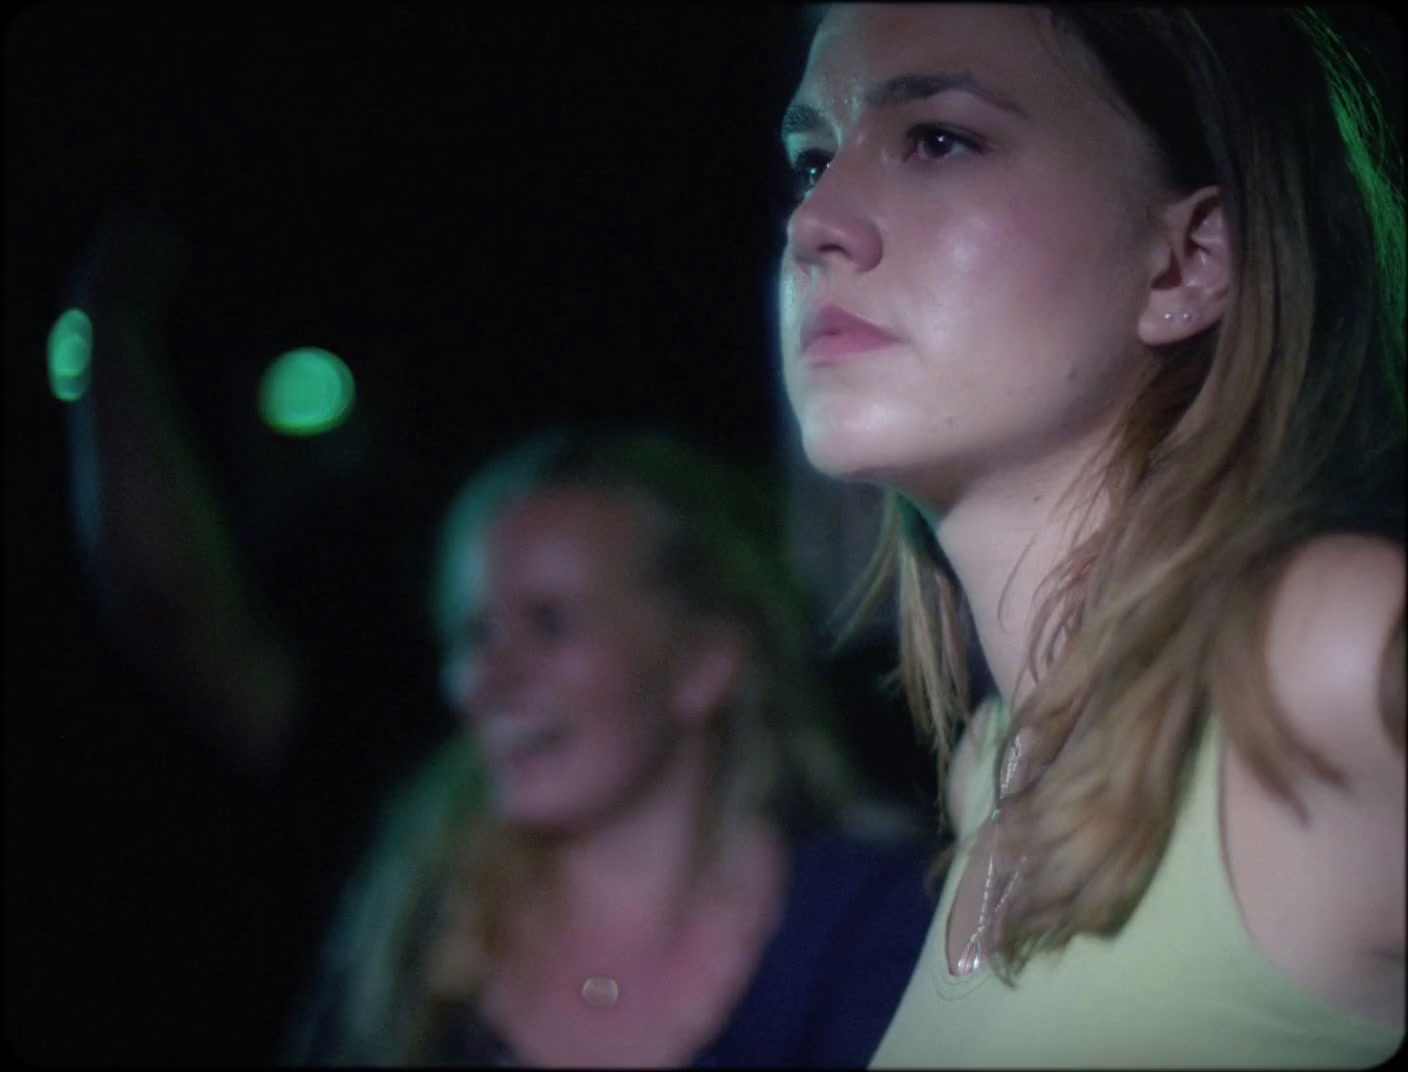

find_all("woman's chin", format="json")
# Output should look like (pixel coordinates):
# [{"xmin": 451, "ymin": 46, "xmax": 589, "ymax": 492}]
[
  {"xmin": 797, "ymin": 423, "xmax": 861, "ymax": 477},
  {"xmin": 799, "ymin": 423, "xmax": 909, "ymax": 485}
]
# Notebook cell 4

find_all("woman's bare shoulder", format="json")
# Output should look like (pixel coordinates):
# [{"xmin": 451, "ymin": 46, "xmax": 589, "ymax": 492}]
[{"xmin": 1263, "ymin": 532, "xmax": 1405, "ymax": 783}]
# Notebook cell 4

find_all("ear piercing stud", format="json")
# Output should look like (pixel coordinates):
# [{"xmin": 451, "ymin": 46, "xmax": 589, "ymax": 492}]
[{"xmin": 1163, "ymin": 311, "xmax": 1194, "ymax": 323}]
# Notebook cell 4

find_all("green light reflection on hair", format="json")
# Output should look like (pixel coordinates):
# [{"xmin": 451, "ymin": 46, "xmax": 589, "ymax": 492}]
[
  {"xmin": 47, "ymin": 308, "xmax": 93, "ymax": 402},
  {"xmin": 259, "ymin": 347, "xmax": 356, "ymax": 436}
]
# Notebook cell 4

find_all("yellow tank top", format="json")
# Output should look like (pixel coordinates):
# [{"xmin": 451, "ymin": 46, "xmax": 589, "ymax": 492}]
[{"xmin": 871, "ymin": 702, "xmax": 1404, "ymax": 1068}]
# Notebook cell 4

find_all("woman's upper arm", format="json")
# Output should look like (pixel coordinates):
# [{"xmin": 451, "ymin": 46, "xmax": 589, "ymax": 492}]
[{"xmin": 1263, "ymin": 534, "xmax": 1406, "ymax": 950}]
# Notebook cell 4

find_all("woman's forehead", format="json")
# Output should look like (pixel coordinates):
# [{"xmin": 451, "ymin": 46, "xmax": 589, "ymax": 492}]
[
  {"xmin": 474, "ymin": 489, "xmax": 677, "ymax": 609},
  {"xmin": 486, "ymin": 489, "xmax": 647, "ymax": 568},
  {"xmin": 796, "ymin": 4, "xmax": 1094, "ymax": 121}
]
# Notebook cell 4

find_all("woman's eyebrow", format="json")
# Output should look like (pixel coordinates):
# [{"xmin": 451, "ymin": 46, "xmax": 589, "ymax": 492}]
[
  {"xmin": 780, "ymin": 101, "xmax": 827, "ymax": 139},
  {"xmin": 865, "ymin": 72, "xmax": 1026, "ymax": 117},
  {"xmin": 781, "ymin": 70, "xmax": 1027, "ymax": 141}
]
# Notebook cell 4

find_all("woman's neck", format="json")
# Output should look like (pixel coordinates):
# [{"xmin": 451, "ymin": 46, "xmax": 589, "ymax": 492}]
[
  {"xmin": 531, "ymin": 743, "xmax": 772, "ymax": 950},
  {"xmin": 929, "ymin": 448, "xmax": 1109, "ymax": 712}
]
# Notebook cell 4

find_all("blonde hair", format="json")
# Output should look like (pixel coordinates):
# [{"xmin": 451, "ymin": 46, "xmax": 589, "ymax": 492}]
[
  {"xmin": 845, "ymin": 5, "xmax": 1405, "ymax": 981},
  {"xmin": 289, "ymin": 428, "xmax": 887, "ymax": 1062}
]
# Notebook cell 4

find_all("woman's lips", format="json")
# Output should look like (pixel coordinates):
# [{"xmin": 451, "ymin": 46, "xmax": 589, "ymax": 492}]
[{"xmin": 800, "ymin": 304, "xmax": 899, "ymax": 363}]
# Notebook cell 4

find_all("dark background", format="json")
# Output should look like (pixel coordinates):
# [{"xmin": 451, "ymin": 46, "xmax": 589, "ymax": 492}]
[
  {"xmin": 2, "ymin": 3, "xmax": 891, "ymax": 1064},
  {"xmin": 3, "ymin": 3, "xmax": 1402, "ymax": 1065}
]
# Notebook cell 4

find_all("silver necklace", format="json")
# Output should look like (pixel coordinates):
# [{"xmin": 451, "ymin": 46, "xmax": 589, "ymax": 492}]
[{"xmin": 955, "ymin": 735, "xmax": 1024, "ymax": 976}]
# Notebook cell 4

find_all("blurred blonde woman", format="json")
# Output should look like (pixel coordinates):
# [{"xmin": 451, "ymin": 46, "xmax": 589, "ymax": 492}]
[{"xmin": 288, "ymin": 428, "xmax": 936, "ymax": 1066}]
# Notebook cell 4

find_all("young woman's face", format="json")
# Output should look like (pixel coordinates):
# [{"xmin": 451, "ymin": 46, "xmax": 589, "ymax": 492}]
[
  {"xmin": 447, "ymin": 487, "xmax": 693, "ymax": 834},
  {"xmin": 778, "ymin": 3, "xmax": 1168, "ymax": 506}
]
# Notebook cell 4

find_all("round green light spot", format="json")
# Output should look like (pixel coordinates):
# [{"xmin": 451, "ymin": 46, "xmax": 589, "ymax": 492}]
[
  {"xmin": 47, "ymin": 308, "xmax": 93, "ymax": 402},
  {"xmin": 259, "ymin": 348, "xmax": 355, "ymax": 436}
]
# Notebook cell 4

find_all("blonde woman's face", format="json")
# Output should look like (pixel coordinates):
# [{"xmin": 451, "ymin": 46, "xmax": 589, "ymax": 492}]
[
  {"xmin": 778, "ymin": 3, "xmax": 1166, "ymax": 507},
  {"xmin": 446, "ymin": 487, "xmax": 693, "ymax": 833}
]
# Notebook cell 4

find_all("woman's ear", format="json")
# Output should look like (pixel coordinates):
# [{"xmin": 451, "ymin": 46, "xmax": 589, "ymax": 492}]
[
  {"xmin": 670, "ymin": 624, "xmax": 746, "ymax": 728},
  {"xmin": 1138, "ymin": 186, "xmax": 1231, "ymax": 345}
]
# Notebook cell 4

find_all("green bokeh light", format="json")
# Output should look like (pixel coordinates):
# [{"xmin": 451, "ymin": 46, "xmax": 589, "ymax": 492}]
[
  {"xmin": 259, "ymin": 348, "xmax": 356, "ymax": 436},
  {"xmin": 47, "ymin": 308, "xmax": 93, "ymax": 402}
]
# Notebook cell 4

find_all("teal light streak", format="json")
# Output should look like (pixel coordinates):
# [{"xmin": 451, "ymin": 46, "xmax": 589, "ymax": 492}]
[{"xmin": 47, "ymin": 309, "xmax": 93, "ymax": 402}]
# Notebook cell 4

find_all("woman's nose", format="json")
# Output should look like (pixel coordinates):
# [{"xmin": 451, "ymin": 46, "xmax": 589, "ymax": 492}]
[
  {"xmin": 474, "ymin": 633, "xmax": 527, "ymax": 696},
  {"xmin": 783, "ymin": 155, "xmax": 883, "ymax": 274}
]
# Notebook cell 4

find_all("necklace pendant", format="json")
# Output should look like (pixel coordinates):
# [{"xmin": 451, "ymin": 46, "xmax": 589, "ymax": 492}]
[
  {"xmin": 581, "ymin": 976, "xmax": 619, "ymax": 1007},
  {"xmin": 955, "ymin": 934, "xmax": 982, "ymax": 976}
]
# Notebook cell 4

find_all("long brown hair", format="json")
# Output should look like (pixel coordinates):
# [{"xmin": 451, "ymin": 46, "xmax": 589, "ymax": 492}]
[{"xmin": 846, "ymin": 5, "xmax": 1405, "ymax": 980}]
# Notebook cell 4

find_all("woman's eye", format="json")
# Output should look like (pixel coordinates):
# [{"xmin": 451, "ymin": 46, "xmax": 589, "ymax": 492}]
[
  {"xmin": 787, "ymin": 148, "xmax": 832, "ymax": 200},
  {"xmin": 528, "ymin": 602, "xmax": 570, "ymax": 641},
  {"xmin": 906, "ymin": 124, "xmax": 976, "ymax": 162}
]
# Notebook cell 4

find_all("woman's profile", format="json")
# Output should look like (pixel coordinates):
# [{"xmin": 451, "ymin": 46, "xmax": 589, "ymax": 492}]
[{"xmin": 777, "ymin": 4, "xmax": 1403, "ymax": 1066}]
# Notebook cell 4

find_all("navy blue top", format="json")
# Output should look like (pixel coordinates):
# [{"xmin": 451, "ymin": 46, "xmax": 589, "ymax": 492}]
[
  {"xmin": 691, "ymin": 830, "xmax": 937, "ymax": 1068},
  {"xmin": 438, "ymin": 829, "xmax": 937, "ymax": 1068},
  {"xmin": 294, "ymin": 828, "xmax": 938, "ymax": 1066}
]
